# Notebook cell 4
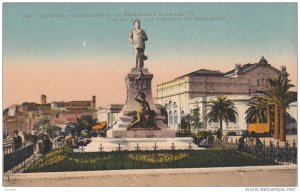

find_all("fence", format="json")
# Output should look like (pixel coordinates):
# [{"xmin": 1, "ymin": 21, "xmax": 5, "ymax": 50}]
[
  {"xmin": 221, "ymin": 137, "xmax": 297, "ymax": 165},
  {"xmin": 3, "ymin": 143, "xmax": 35, "ymax": 173},
  {"xmin": 77, "ymin": 138, "xmax": 297, "ymax": 165}
]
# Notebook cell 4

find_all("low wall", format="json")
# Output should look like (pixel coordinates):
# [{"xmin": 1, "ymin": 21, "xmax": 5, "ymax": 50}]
[{"xmin": 81, "ymin": 137, "xmax": 199, "ymax": 152}]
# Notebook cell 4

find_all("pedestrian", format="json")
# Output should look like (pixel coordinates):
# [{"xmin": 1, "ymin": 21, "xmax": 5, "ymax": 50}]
[
  {"xmin": 255, "ymin": 137, "xmax": 263, "ymax": 152},
  {"xmin": 43, "ymin": 135, "xmax": 53, "ymax": 154},
  {"xmin": 13, "ymin": 130, "xmax": 22, "ymax": 150},
  {"xmin": 237, "ymin": 136, "xmax": 245, "ymax": 151},
  {"xmin": 216, "ymin": 129, "xmax": 222, "ymax": 141},
  {"xmin": 37, "ymin": 138, "xmax": 44, "ymax": 154},
  {"xmin": 31, "ymin": 132, "xmax": 38, "ymax": 150},
  {"xmin": 65, "ymin": 133, "xmax": 74, "ymax": 147}
]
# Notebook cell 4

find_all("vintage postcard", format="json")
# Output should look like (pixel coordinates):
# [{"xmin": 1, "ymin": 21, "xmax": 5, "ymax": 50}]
[{"xmin": 2, "ymin": 2, "xmax": 298, "ymax": 190}]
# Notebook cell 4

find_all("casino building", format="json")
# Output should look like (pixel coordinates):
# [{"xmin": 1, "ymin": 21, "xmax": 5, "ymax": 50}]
[{"xmin": 156, "ymin": 57, "xmax": 293, "ymax": 134}]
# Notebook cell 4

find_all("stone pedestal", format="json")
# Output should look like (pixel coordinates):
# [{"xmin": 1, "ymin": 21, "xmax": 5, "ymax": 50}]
[
  {"xmin": 82, "ymin": 137, "xmax": 201, "ymax": 152},
  {"xmin": 107, "ymin": 68, "xmax": 175, "ymax": 138},
  {"xmin": 121, "ymin": 68, "xmax": 158, "ymax": 114}
]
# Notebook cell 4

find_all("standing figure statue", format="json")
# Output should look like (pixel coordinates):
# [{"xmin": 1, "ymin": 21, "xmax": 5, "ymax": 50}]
[{"xmin": 129, "ymin": 19, "xmax": 148, "ymax": 69}]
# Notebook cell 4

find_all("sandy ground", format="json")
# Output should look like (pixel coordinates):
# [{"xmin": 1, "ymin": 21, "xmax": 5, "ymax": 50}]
[{"xmin": 3, "ymin": 165, "xmax": 297, "ymax": 187}]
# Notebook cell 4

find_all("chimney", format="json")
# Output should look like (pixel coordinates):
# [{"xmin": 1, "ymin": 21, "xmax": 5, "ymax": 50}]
[
  {"xmin": 92, "ymin": 95, "xmax": 96, "ymax": 110},
  {"xmin": 41, "ymin": 95, "xmax": 47, "ymax": 104}
]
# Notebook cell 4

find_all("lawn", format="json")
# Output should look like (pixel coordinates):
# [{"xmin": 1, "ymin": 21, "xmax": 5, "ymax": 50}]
[{"xmin": 25, "ymin": 147, "xmax": 278, "ymax": 173}]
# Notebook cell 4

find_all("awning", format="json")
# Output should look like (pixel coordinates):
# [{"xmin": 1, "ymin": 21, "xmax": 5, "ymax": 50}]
[{"xmin": 92, "ymin": 121, "xmax": 107, "ymax": 130}]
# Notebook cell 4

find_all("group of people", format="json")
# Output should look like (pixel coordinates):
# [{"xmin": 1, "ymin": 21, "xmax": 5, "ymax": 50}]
[
  {"xmin": 238, "ymin": 135, "xmax": 263, "ymax": 151},
  {"xmin": 64, "ymin": 133, "xmax": 92, "ymax": 147},
  {"xmin": 37, "ymin": 134, "xmax": 53, "ymax": 154},
  {"xmin": 7, "ymin": 128, "xmax": 96, "ymax": 155}
]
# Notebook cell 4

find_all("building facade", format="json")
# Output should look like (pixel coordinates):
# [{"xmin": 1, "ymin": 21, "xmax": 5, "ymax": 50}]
[{"xmin": 156, "ymin": 57, "xmax": 293, "ymax": 134}]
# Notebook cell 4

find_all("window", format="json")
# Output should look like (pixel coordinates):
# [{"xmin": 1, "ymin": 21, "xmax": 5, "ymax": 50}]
[
  {"xmin": 169, "ymin": 111, "xmax": 173, "ymax": 125},
  {"xmin": 173, "ymin": 102, "xmax": 178, "ymax": 109},
  {"xmin": 174, "ymin": 110, "xmax": 178, "ymax": 125},
  {"xmin": 169, "ymin": 101, "xmax": 173, "ymax": 109},
  {"xmin": 165, "ymin": 103, "xmax": 169, "ymax": 110},
  {"xmin": 257, "ymin": 79, "xmax": 260, "ymax": 86}
]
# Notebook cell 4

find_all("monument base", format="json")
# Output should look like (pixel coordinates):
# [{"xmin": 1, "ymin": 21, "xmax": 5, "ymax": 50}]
[
  {"xmin": 80, "ymin": 137, "xmax": 201, "ymax": 152},
  {"xmin": 107, "ymin": 128, "xmax": 176, "ymax": 138}
]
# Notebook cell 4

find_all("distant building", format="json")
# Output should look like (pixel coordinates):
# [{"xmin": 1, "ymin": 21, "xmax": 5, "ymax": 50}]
[
  {"xmin": 3, "ymin": 95, "xmax": 97, "ymax": 135},
  {"xmin": 156, "ymin": 57, "xmax": 295, "ymax": 134}
]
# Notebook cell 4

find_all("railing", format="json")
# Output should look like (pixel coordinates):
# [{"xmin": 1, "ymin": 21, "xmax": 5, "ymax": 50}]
[
  {"xmin": 222, "ymin": 137, "xmax": 297, "ymax": 165},
  {"xmin": 3, "ymin": 143, "xmax": 35, "ymax": 173}
]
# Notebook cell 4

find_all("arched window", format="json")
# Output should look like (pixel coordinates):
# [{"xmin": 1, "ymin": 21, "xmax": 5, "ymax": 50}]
[
  {"xmin": 169, "ymin": 101, "xmax": 173, "ymax": 109},
  {"xmin": 169, "ymin": 111, "xmax": 173, "ymax": 125},
  {"xmin": 173, "ymin": 102, "xmax": 178, "ymax": 109},
  {"xmin": 164, "ymin": 103, "xmax": 169, "ymax": 110},
  {"xmin": 174, "ymin": 110, "xmax": 178, "ymax": 125}
]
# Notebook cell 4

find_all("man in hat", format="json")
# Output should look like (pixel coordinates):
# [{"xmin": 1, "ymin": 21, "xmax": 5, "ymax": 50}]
[{"xmin": 128, "ymin": 19, "xmax": 148, "ymax": 69}]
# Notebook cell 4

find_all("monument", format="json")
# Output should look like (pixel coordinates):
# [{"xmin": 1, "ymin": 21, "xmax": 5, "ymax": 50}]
[
  {"xmin": 107, "ymin": 19, "xmax": 175, "ymax": 138},
  {"xmin": 84, "ymin": 20, "xmax": 199, "ymax": 151}
]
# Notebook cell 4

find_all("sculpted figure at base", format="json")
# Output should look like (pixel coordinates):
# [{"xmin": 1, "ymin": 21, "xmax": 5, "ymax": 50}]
[
  {"xmin": 129, "ymin": 19, "xmax": 148, "ymax": 69},
  {"xmin": 127, "ymin": 91, "xmax": 156, "ymax": 129}
]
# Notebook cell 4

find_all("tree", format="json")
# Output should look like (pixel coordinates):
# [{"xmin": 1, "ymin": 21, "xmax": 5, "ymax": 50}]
[
  {"xmin": 179, "ymin": 114, "xmax": 191, "ymax": 132},
  {"xmin": 206, "ymin": 95, "xmax": 238, "ymax": 140},
  {"xmin": 267, "ymin": 75, "xmax": 295, "ymax": 141},
  {"xmin": 65, "ymin": 122, "xmax": 79, "ymax": 135},
  {"xmin": 191, "ymin": 105, "xmax": 201, "ymax": 130},
  {"xmin": 245, "ymin": 96, "xmax": 268, "ymax": 124},
  {"xmin": 40, "ymin": 125, "xmax": 62, "ymax": 138},
  {"xmin": 76, "ymin": 114, "xmax": 98, "ymax": 135},
  {"xmin": 34, "ymin": 118, "xmax": 50, "ymax": 131}
]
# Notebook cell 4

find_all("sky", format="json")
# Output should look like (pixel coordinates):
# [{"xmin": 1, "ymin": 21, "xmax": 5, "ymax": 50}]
[{"xmin": 3, "ymin": 3, "xmax": 298, "ymax": 109}]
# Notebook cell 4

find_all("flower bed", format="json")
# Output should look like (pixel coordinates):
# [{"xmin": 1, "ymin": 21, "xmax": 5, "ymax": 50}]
[{"xmin": 25, "ymin": 147, "xmax": 277, "ymax": 172}]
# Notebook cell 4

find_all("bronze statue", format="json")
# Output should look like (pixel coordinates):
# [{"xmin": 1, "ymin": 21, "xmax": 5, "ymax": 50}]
[{"xmin": 127, "ymin": 91, "xmax": 152, "ymax": 129}]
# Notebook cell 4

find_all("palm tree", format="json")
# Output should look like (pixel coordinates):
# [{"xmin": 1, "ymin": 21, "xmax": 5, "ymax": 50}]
[
  {"xmin": 267, "ymin": 75, "xmax": 295, "ymax": 142},
  {"xmin": 245, "ymin": 96, "xmax": 267, "ymax": 124},
  {"xmin": 245, "ymin": 96, "xmax": 273, "ymax": 131},
  {"xmin": 206, "ymin": 95, "xmax": 238, "ymax": 139}
]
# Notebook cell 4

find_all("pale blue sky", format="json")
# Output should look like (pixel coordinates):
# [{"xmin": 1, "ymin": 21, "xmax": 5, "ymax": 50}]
[{"xmin": 4, "ymin": 3, "xmax": 297, "ymax": 61}]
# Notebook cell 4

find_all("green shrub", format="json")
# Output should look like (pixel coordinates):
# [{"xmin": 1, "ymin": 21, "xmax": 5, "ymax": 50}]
[
  {"xmin": 176, "ymin": 132, "xmax": 192, "ymax": 137},
  {"xmin": 25, "ymin": 147, "xmax": 277, "ymax": 173},
  {"xmin": 192, "ymin": 130, "xmax": 214, "ymax": 144}
]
